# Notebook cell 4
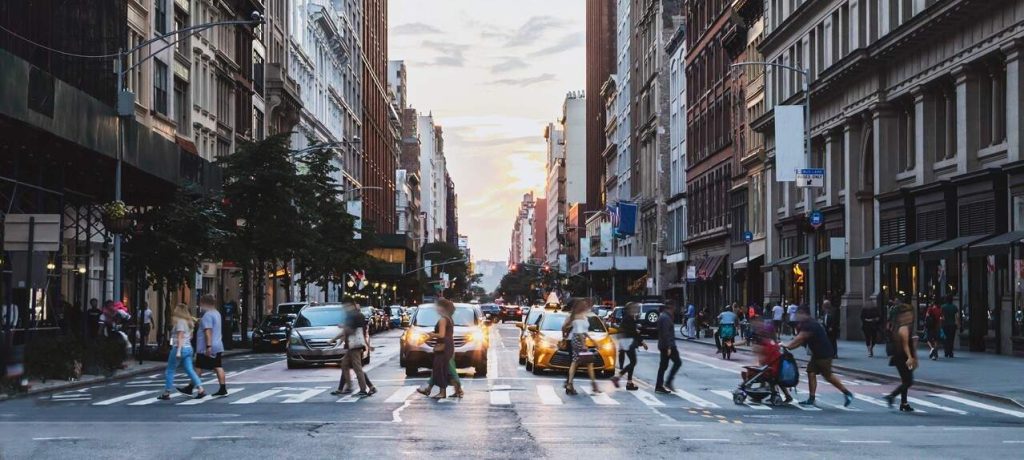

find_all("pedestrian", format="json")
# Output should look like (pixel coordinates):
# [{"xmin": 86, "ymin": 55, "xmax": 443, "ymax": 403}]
[
  {"xmin": 822, "ymin": 300, "xmax": 839, "ymax": 357},
  {"xmin": 417, "ymin": 299, "xmax": 457, "ymax": 399},
  {"xmin": 860, "ymin": 303, "xmax": 882, "ymax": 357},
  {"xmin": 772, "ymin": 302, "xmax": 785, "ymax": 340},
  {"xmin": 884, "ymin": 302, "xmax": 918, "ymax": 412},
  {"xmin": 685, "ymin": 303, "xmax": 696, "ymax": 339},
  {"xmin": 717, "ymin": 305, "xmax": 738, "ymax": 360},
  {"xmin": 654, "ymin": 303, "xmax": 681, "ymax": 394},
  {"xmin": 940, "ymin": 295, "xmax": 959, "ymax": 358},
  {"xmin": 611, "ymin": 302, "xmax": 646, "ymax": 391},
  {"xmin": 179, "ymin": 294, "xmax": 227, "ymax": 397},
  {"xmin": 786, "ymin": 301, "xmax": 799, "ymax": 336},
  {"xmin": 783, "ymin": 306, "xmax": 854, "ymax": 407},
  {"xmin": 157, "ymin": 304, "xmax": 204, "ymax": 400},
  {"xmin": 563, "ymin": 298, "xmax": 600, "ymax": 395},
  {"xmin": 924, "ymin": 300, "xmax": 942, "ymax": 360},
  {"xmin": 331, "ymin": 303, "xmax": 374, "ymax": 397},
  {"xmin": 86, "ymin": 298, "xmax": 101, "ymax": 339}
]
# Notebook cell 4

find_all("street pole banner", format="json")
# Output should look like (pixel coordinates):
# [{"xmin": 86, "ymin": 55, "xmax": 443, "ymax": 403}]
[
  {"xmin": 830, "ymin": 237, "xmax": 846, "ymax": 260},
  {"xmin": 558, "ymin": 254, "xmax": 568, "ymax": 274},
  {"xmin": 580, "ymin": 237, "xmax": 591, "ymax": 263},
  {"xmin": 775, "ymin": 105, "xmax": 805, "ymax": 182},
  {"xmin": 347, "ymin": 200, "xmax": 363, "ymax": 239},
  {"xmin": 615, "ymin": 202, "xmax": 638, "ymax": 236},
  {"xmin": 600, "ymin": 222, "xmax": 613, "ymax": 253}
]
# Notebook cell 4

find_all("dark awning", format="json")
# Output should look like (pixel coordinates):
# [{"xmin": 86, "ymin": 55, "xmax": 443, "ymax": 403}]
[
  {"xmin": 761, "ymin": 254, "xmax": 807, "ymax": 272},
  {"xmin": 849, "ymin": 243, "xmax": 905, "ymax": 267},
  {"xmin": 699, "ymin": 255, "xmax": 725, "ymax": 280},
  {"xmin": 969, "ymin": 231, "xmax": 1024, "ymax": 257},
  {"xmin": 882, "ymin": 240, "xmax": 941, "ymax": 263},
  {"xmin": 920, "ymin": 235, "xmax": 991, "ymax": 260},
  {"xmin": 816, "ymin": 251, "xmax": 831, "ymax": 261}
]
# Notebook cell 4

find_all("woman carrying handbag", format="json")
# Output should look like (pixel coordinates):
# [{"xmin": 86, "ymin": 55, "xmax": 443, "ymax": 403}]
[{"xmin": 562, "ymin": 298, "xmax": 599, "ymax": 395}]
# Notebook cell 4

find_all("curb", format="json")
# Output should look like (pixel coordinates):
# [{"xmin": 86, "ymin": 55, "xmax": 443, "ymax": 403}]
[
  {"xmin": 2, "ymin": 349, "xmax": 252, "ymax": 402},
  {"xmin": 677, "ymin": 336, "xmax": 1024, "ymax": 410}
]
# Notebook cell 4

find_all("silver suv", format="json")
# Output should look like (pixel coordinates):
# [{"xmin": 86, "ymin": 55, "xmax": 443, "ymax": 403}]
[{"xmin": 286, "ymin": 304, "xmax": 368, "ymax": 369}]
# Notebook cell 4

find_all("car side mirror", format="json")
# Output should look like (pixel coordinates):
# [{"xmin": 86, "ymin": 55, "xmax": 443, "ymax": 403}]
[
  {"xmin": 515, "ymin": 322, "xmax": 525, "ymax": 330},
  {"xmin": 607, "ymin": 327, "xmax": 619, "ymax": 335},
  {"xmin": 527, "ymin": 325, "xmax": 539, "ymax": 332}
]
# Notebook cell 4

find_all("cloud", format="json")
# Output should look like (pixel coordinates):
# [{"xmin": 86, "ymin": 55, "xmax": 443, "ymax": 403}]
[
  {"xmin": 528, "ymin": 32, "xmax": 584, "ymax": 57},
  {"xmin": 392, "ymin": 22, "xmax": 443, "ymax": 35},
  {"xmin": 506, "ymin": 16, "xmax": 571, "ymax": 47},
  {"xmin": 489, "ymin": 73, "xmax": 557, "ymax": 87},
  {"xmin": 420, "ymin": 40, "xmax": 470, "ymax": 67},
  {"xmin": 490, "ymin": 56, "xmax": 529, "ymax": 74}
]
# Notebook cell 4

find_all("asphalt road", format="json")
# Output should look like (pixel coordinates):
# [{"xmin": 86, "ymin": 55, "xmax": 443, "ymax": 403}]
[{"xmin": 1, "ymin": 324, "xmax": 1022, "ymax": 459}]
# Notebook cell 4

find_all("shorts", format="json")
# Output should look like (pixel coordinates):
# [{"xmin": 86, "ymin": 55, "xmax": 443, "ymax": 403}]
[
  {"xmin": 805, "ymin": 358, "xmax": 834, "ymax": 377},
  {"xmin": 772, "ymin": 320, "xmax": 783, "ymax": 330},
  {"xmin": 196, "ymin": 352, "xmax": 223, "ymax": 369}
]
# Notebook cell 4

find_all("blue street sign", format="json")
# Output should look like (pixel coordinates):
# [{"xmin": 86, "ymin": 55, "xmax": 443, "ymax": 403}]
[
  {"xmin": 809, "ymin": 210, "xmax": 823, "ymax": 228},
  {"xmin": 742, "ymin": 231, "xmax": 753, "ymax": 243}
]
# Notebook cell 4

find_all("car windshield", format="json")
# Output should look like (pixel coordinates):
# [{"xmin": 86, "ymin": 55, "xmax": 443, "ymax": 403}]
[
  {"xmin": 641, "ymin": 304, "xmax": 664, "ymax": 313},
  {"xmin": 277, "ymin": 304, "xmax": 305, "ymax": 315},
  {"xmin": 390, "ymin": 307, "xmax": 403, "ymax": 315},
  {"xmin": 525, "ymin": 309, "xmax": 543, "ymax": 325},
  {"xmin": 414, "ymin": 306, "xmax": 478, "ymax": 327},
  {"xmin": 294, "ymin": 308, "xmax": 346, "ymax": 327},
  {"xmin": 539, "ymin": 314, "xmax": 606, "ymax": 332},
  {"xmin": 261, "ymin": 317, "xmax": 291, "ymax": 328}
]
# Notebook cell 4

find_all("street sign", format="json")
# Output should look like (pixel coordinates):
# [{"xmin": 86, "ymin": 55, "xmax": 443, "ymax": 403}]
[
  {"xmin": 796, "ymin": 168, "xmax": 825, "ymax": 188},
  {"xmin": 742, "ymin": 231, "xmax": 753, "ymax": 243},
  {"xmin": 809, "ymin": 210, "xmax": 823, "ymax": 229}
]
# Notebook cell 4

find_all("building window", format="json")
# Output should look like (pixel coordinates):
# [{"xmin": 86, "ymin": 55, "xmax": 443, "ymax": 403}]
[
  {"xmin": 127, "ymin": 29, "xmax": 144, "ymax": 98},
  {"xmin": 749, "ymin": 171, "xmax": 765, "ymax": 236},
  {"xmin": 253, "ymin": 51, "xmax": 265, "ymax": 96},
  {"xmin": 254, "ymin": 108, "xmax": 265, "ymax": 140},
  {"xmin": 174, "ymin": 7, "xmax": 189, "ymax": 58},
  {"xmin": 897, "ymin": 99, "xmax": 915, "ymax": 172},
  {"xmin": 154, "ymin": 0, "xmax": 167, "ymax": 35},
  {"xmin": 173, "ymin": 77, "xmax": 188, "ymax": 133},
  {"xmin": 935, "ymin": 81, "xmax": 957, "ymax": 162},
  {"xmin": 153, "ymin": 60, "xmax": 168, "ymax": 115},
  {"xmin": 980, "ymin": 59, "xmax": 1008, "ymax": 147}
]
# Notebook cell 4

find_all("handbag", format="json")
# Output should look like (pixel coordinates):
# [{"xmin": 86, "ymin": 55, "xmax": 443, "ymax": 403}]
[{"xmin": 347, "ymin": 327, "xmax": 367, "ymax": 350}]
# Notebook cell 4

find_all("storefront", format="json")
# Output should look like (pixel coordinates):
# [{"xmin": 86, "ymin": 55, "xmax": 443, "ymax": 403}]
[{"xmin": 686, "ymin": 246, "xmax": 728, "ymax": 314}]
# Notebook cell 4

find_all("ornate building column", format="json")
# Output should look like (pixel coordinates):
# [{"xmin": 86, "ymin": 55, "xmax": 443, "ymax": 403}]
[
  {"xmin": 954, "ymin": 65, "xmax": 982, "ymax": 174},
  {"xmin": 841, "ymin": 116, "xmax": 871, "ymax": 339},
  {"xmin": 1003, "ymin": 40, "xmax": 1023, "ymax": 163}
]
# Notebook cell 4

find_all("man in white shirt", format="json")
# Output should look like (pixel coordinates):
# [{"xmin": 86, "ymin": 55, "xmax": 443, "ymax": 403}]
[
  {"xmin": 786, "ymin": 302, "xmax": 799, "ymax": 336},
  {"xmin": 772, "ymin": 302, "xmax": 785, "ymax": 340}
]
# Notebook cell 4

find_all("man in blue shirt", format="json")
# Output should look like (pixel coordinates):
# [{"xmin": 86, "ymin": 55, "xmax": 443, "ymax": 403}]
[
  {"xmin": 180, "ymin": 294, "xmax": 228, "ymax": 397},
  {"xmin": 685, "ymin": 303, "xmax": 696, "ymax": 339},
  {"xmin": 784, "ymin": 306, "xmax": 853, "ymax": 407}
]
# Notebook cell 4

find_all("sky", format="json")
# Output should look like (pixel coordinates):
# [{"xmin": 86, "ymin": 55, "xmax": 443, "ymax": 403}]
[{"xmin": 389, "ymin": 0, "xmax": 586, "ymax": 262}]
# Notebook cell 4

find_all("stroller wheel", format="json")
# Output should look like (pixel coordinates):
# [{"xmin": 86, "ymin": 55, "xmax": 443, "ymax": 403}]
[{"xmin": 732, "ymin": 391, "xmax": 747, "ymax": 405}]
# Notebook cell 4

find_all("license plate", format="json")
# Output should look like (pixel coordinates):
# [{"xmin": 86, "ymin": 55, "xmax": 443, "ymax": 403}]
[{"xmin": 271, "ymin": 339, "xmax": 279, "ymax": 345}]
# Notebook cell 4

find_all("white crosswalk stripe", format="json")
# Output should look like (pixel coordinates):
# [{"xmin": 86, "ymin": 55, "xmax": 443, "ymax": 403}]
[
  {"xmin": 384, "ymin": 386, "xmax": 419, "ymax": 403},
  {"xmin": 788, "ymin": 401, "xmax": 822, "ymax": 411},
  {"xmin": 490, "ymin": 385, "xmax": 512, "ymax": 405},
  {"xmin": 853, "ymin": 393, "xmax": 926, "ymax": 412},
  {"xmin": 231, "ymin": 389, "xmax": 283, "ymax": 405},
  {"xmin": 536, "ymin": 385, "xmax": 563, "ymax": 405},
  {"xmin": 709, "ymin": 390, "xmax": 770, "ymax": 410},
  {"xmin": 178, "ymin": 389, "xmax": 246, "ymax": 406},
  {"xmin": 129, "ymin": 391, "xmax": 187, "ymax": 405},
  {"xmin": 581, "ymin": 387, "xmax": 618, "ymax": 405},
  {"xmin": 933, "ymin": 394, "xmax": 1024, "ymax": 418},
  {"xmin": 281, "ymin": 388, "xmax": 329, "ymax": 403},
  {"xmin": 671, "ymin": 389, "xmax": 720, "ymax": 409},
  {"xmin": 630, "ymin": 390, "xmax": 666, "ymax": 407},
  {"xmin": 905, "ymin": 397, "xmax": 967, "ymax": 415},
  {"xmin": 93, "ymin": 391, "xmax": 156, "ymax": 406}
]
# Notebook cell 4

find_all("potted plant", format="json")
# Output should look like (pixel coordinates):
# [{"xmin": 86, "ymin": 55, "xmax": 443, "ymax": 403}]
[{"xmin": 101, "ymin": 200, "xmax": 133, "ymax": 233}]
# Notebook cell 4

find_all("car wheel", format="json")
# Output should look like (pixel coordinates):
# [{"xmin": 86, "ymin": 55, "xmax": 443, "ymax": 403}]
[
  {"xmin": 518, "ymin": 354, "xmax": 526, "ymax": 365},
  {"xmin": 287, "ymin": 358, "xmax": 300, "ymax": 369},
  {"xmin": 531, "ymin": 355, "xmax": 544, "ymax": 375},
  {"xmin": 525, "ymin": 356, "xmax": 533, "ymax": 371},
  {"xmin": 474, "ymin": 359, "xmax": 487, "ymax": 377},
  {"xmin": 399, "ymin": 353, "xmax": 406, "ymax": 367},
  {"xmin": 405, "ymin": 365, "xmax": 417, "ymax": 377}
]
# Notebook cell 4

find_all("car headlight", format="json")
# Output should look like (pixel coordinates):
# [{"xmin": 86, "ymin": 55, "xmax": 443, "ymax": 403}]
[
  {"xmin": 466, "ymin": 331, "xmax": 483, "ymax": 343},
  {"xmin": 289, "ymin": 333, "xmax": 303, "ymax": 346},
  {"xmin": 407, "ymin": 330, "xmax": 426, "ymax": 345},
  {"xmin": 538, "ymin": 337, "xmax": 558, "ymax": 350}
]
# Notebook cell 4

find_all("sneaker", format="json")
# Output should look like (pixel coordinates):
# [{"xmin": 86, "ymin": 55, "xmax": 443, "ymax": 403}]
[
  {"xmin": 899, "ymin": 403, "xmax": 915, "ymax": 412},
  {"xmin": 194, "ymin": 390, "xmax": 207, "ymax": 400},
  {"xmin": 156, "ymin": 392, "xmax": 171, "ymax": 400},
  {"xmin": 654, "ymin": 386, "xmax": 671, "ymax": 394},
  {"xmin": 799, "ymin": 398, "xmax": 816, "ymax": 406},
  {"xmin": 783, "ymin": 395, "xmax": 794, "ymax": 404},
  {"xmin": 330, "ymin": 389, "xmax": 352, "ymax": 396},
  {"xmin": 610, "ymin": 376, "xmax": 621, "ymax": 388},
  {"xmin": 175, "ymin": 385, "xmax": 193, "ymax": 396},
  {"xmin": 843, "ymin": 392, "xmax": 854, "ymax": 407},
  {"xmin": 367, "ymin": 387, "xmax": 378, "ymax": 396},
  {"xmin": 212, "ymin": 387, "xmax": 228, "ymax": 397},
  {"xmin": 884, "ymin": 394, "xmax": 895, "ymax": 408},
  {"xmin": 353, "ymin": 391, "xmax": 370, "ymax": 397},
  {"xmin": 626, "ymin": 382, "xmax": 639, "ymax": 391},
  {"xmin": 665, "ymin": 384, "xmax": 675, "ymax": 392}
]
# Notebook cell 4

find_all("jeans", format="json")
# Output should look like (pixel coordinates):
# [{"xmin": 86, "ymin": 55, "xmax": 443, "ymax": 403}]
[
  {"xmin": 686, "ymin": 318, "xmax": 696, "ymax": 338},
  {"xmin": 889, "ymin": 360, "xmax": 914, "ymax": 404},
  {"xmin": 862, "ymin": 325, "xmax": 878, "ymax": 348},
  {"xmin": 656, "ymin": 346, "xmax": 681, "ymax": 388},
  {"xmin": 165, "ymin": 346, "xmax": 202, "ymax": 391},
  {"xmin": 339, "ymin": 347, "xmax": 368, "ymax": 392},
  {"xmin": 942, "ymin": 325, "xmax": 957, "ymax": 357},
  {"xmin": 620, "ymin": 346, "xmax": 638, "ymax": 380}
]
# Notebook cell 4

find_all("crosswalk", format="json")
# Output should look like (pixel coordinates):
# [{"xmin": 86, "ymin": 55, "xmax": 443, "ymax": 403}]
[{"xmin": 58, "ymin": 382, "xmax": 1024, "ymax": 420}]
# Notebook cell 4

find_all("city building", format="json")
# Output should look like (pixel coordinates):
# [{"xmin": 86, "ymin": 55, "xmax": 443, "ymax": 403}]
[
  {"xmin": 264, "ymin": 0, "xmax": 302, "ymax": 136},
  {"xmin": 683, "ymin": 0, "xmax": 734, "ymax": 311},
  {"xmin": 360, "ymin": 0, "xmax": 395, "ymax": 234},
  {"xmin": 544, "ymin": 123, "xmax": 566, "ymax": 264},
  {"xmin": 663, "ymin": 22, "xmax": 688, "ymax": 305},
  {"xmin": 563, "ymin": 91, "xmax": 588, "ymax": 205},
  {"xmin": 445, "ymin": 172, "xmax": 459, "ymax": 246},
  {"xmin": 533, "ymin": 197, "xmax": 549, "ymax": 262},
  {"xmin": 510, "ymin": 192, "xmax": 537, "ymax": 265},
  {"xmin": 755, "ymin": 0, "xmax": 1024, "ymax": 355},
  {"xmin": 415, "ymin": 114, "xmax": 449, "ymax": 243},
  {"xmin": 586, "ymin": 0, "xmax": 618, "ymax": 214}
]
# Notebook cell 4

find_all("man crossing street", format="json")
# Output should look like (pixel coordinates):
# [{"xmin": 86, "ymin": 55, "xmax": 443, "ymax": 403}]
[
  {"xmin": 655, "ymin": 304, "xmax": 681, "ymax": 394},
  {"xmin": 179, "ymin": 294, "xmax": 228, "ymax": 397}
]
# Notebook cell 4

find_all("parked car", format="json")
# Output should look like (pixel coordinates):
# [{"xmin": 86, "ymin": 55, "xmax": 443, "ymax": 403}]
[
  {"xmin": 604, "ymin": 306, "xmax": 625, "ymax": 328},
  {"xmin": 478, "ymin": 303, "xmax": 501, "ymax": 323},
  {"xmin": 286, "ymin": 304, "xmax": 368, "ymax": 369},
  {"xmin": 275, "ymin": 302, "xmax": 307, "ymax": 317},
  {"xmin": 635, "ymin": 303, "xmax": 666, "ymax": 337},
  {"xmin": 388, "ymin": 305, "xmax": 406, "ymax": 328},
  {"xmin": 499, "ymin": 304, "xmax": 523, "ymax": 322},
  {"xmin": 252, "ymin": 315, "xmax": 292, "ymax": 352},
  {"xmin": 523, "ymin": 310, "xmax": 616, "ymax": 376},
  {"xmin": 404, "ymin": 306, "xmax": 418, "ymax": 327},
  {"xmin": 400, "ymin": 303, "xmax": 489, "ymax": 377},
  {"xmin": 517, "ymin": 307, "xmax": 546, "ymax": 365}
]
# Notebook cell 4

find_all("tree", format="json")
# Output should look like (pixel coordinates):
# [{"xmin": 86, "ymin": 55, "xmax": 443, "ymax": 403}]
[{"xmin": 420, "ymin": 241, "xmax": 471, "ymax": 300}]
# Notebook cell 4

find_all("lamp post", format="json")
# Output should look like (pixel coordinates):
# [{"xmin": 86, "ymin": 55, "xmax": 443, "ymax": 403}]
[
  {"xmin": 111, "ymin": 14, "xmax": 265, "ymax": 304},
  {"xmin": 730, "ymin": 61, "xmax": 816, "ymax": 318}
]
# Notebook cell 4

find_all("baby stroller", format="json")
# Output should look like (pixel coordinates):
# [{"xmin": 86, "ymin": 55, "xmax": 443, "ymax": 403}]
[{"xmin": 732, "ymin": 345, "xmax": 799, "ymax": 406}]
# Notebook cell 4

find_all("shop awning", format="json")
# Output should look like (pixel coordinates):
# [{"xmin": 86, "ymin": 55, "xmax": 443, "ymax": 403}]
[
  {"xmin": 816, "ymin": 251, "xmax": 831, "ymax": 261},
  {"xmin": 920, "ymin": 234, "xmax": 991, "ymax": 260},
  {"xmin": 732, "ymin": 254, "xmax": 764, "ymax": 270},
  {"xmin": 969, "ymin": 230, "xmax": 1024, "ymax": 257},
  {"xmin": 699, "ymin": 255, "xmax": 725, "ymax": 280},
  {"xmin": 881, "ymin": 240, "xmax": 941, "ymax": 263},
  {"xmin": 849, "ymin": 243, "xmax": 905, "ymax": 267},
  {"xmin": 761, "ymin": 254, "xmax": 807, "ymax": 272}
]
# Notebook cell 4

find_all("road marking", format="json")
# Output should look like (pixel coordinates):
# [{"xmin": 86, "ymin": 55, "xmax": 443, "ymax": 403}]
[
  {"xmin": 178, "ymin": 388, "xmax": 246, "ymax": 406},
  {"xmin": 803, "ymin": 428, "xmax": 848, "ymax": 432},
  {"xmin": 631, "ymin": 390, "xmax": 666, "ymax": 407},
  {"xmin": 787, "ymin": 401, "xmax": 821, "ymax": 411},
  {"xmin": 684, "ymin": 438, "xmax": 729, "ymax": 442},
  {"xmin": 932, "ymin": 394, "xmax": 1024, "ymax": 418},
  {"xmin": 839, "ymin": 440, "xmax": 890, "ymax": 444},
  {"xmin": 906, "ymin": 397, "xmax": 968, "ymax": 415},
  {"xmin": 353, "ymin": 435, "xmax": 397, "ymax": 439},
  {"xmin": 221, "ymin": 421, "xmax": 261, "ymax": 425},
  {"xmin": 93, "ymin": 391, "xmax": 155, "ymax": 406},
  {"xmin": 33, "ymin": 437, "xmax": 84, "ymax": 441},
  {"xmin": 671, "ymin": 389, "xmax": 720, "ymax": 409},
  {"xmin": 230, "ymin": 389, "xmax": 283, "ymax": 404},
  {"xmin": 281, "ymin": 388, "xmax": 328, "ymax": 403},
  {"xmin": 824, "ymin": 402, "xmax": 861, "ymax": 412},
  {"xmin": 581, "ymin": 387, "xmax": 618, "ymax": 405},
  {"xmin": 709, "ymin": 390, "xmax": 770, "ymax": 410},
  {"xmin": 853, "ymin": 393, "xmax": 903, "ymax": 410},
  {"xmin": 536, "ymin": 385, "xmax": 563, "ymax": 405},
  {"xmin": 337, "ymin": 393, "xmax": 368, "ymax": 403},
  {"xmin": 490, "ymin": 385, "xmax": 512, "ymax": 405},
  {"xmin": 392, "ymin": 400, "xmax": 411, "ymax": 423},
  {"xmin": 659, "ymin": 424, "xmax": 701, "ymax": 428},
  {"xmin": 385, "ymin": 385, "xmax": 420, "ymax": 403},
  {"xmin": 191, "ymin": 436, "xmax": 246, "ymax": 440},
  {"xmin": 1003, "ymin": 440, "xmax": 1024, "ymax": 444},
  {"xmin": 129, "ymin": 391, "xmax": 187, "ymax": 405}
]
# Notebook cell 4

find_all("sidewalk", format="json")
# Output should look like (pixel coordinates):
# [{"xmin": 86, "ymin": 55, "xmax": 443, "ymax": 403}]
[
  {"xmin": 1, "ymin": 348, "xmax": 250, "ymax": 401},
  {"xmin": 678, "ymin": 331, "xmax": 1024, "ymax": 408}
]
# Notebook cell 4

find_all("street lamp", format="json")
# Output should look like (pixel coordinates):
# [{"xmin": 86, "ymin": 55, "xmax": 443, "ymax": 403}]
[
  {"xmin": 730, "ymin": 61, "xmax": 816, "ymax": 318},
  {"xmin": 111, "ymin": 14, "xmax": 265, "ymax": 303}
]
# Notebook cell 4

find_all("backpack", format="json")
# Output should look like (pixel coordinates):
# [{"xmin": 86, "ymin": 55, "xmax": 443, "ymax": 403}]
[{"xmin": 777, "ymin": 350, "xmax": 799, "ymax": 387}]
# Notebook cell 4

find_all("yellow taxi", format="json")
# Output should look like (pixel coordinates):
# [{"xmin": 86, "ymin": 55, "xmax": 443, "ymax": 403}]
[
  {"xmin": 517, "ymin": 303, "xmax": 557, "ymax": 364},
  {"xmin": 523, "ymin": 310, "xmax": 617, "ymax": 376}
]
